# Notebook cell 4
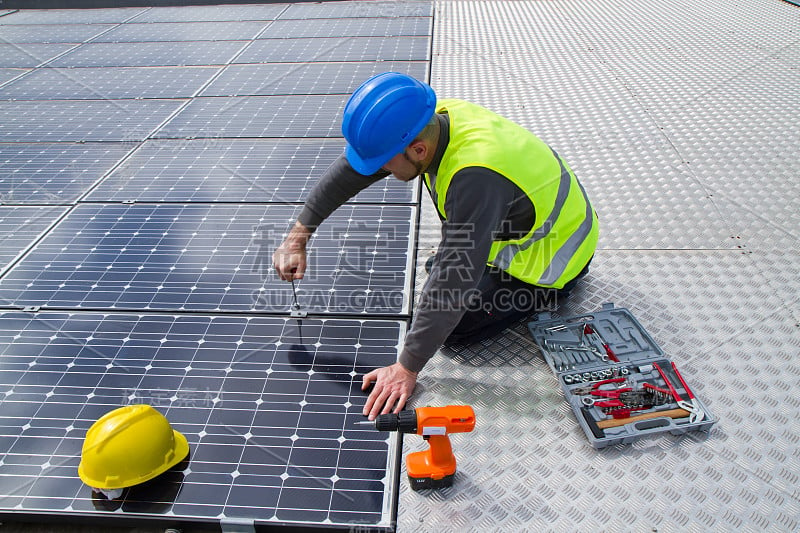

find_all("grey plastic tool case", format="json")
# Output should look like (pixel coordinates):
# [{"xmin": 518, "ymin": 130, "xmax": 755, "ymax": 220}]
[{"xmin": 528, "ymin": 303, "xmax": 716, "ymax": 448}]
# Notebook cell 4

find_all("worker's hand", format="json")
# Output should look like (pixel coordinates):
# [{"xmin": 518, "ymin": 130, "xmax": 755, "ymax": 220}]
[
  {"xmin": 361, "ymin": 362, "xmax": 418, "ymax": 420},
  {"xmin": 273, "ymin": 221, "xmax": 312, "ymax": 281}
]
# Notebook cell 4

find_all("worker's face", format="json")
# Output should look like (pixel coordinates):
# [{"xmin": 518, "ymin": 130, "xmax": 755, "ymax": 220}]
[{"xmin": 382, "ymin": 147, "xmax": 424, "ymax": 182}]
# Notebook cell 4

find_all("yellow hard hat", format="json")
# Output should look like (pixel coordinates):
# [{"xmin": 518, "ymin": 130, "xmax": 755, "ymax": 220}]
[{"xmin": 78, "ymin": 404, "xmax": 189, "ymax": 490}]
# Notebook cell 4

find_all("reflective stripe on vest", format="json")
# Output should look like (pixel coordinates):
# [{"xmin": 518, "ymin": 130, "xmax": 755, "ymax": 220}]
[{"xmin": 427, "ymin": 99, "xmax": 599, "ymax": 289}]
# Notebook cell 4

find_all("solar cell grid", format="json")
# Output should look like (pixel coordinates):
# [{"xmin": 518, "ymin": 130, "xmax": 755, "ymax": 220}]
[
  {"xmin": 281, "ymin": 1, "xmax": 433, "ymax": 19},
  {"xmin": 134, "ymin": 4, "xmax": 286, "ymax": 23},
  {"xmin": 154, "ymin": 95, "xmax": 348, "ymax": 139},
  {"xmin": 235, "ymin": 36, "xmax": 430, "ymax": 64},
  {"xmin": 86, "ymin": 139, "xmax": 416, "ymax": 204},
  {"xmin": 0, "ymin": 43, "xmax": 79, "ymax": 68},
  {"xmin": 0, "ymin": 206, "xmax": 66, "ymax": 273},
  {"xmin": 258, "ymin": 17, "xmax": 431, "ymax": 39},
  {"xmin": 0, "ymin": 66, "xmax": 222, "ymax": 101},
  {"xmin": 201, "ymin": 61, "xmax": 429, "ymax": 97},
  {"xmin": 0, "ymin": 203, "xmax": 414, "ymax": 315},
  {"xmin": 0, "ymin": 7, "xmax": 147, "ymax": 24},
  {"xmin": 0, "ymin": 311, "xmax": 400, "ymax": 528},
  {"xmin": 0, "ymin": 143, "xmax": 132, "ymax": 204},
  {"xmin": 0, "ymin": 24, "xmax": 116, "ymax": 44},
  {"xmin": 48, "ymin": 41, "xmax": 247, "ymax": 68},
  {"xmin": 93, "ymin": 21, "xmax": 269, "ymax": 43},
  {"xmin": 0, "ymin": 68, "xmax": 26, "ymax": 86},
  {"xmin": 0, "ymin": 99, "xmax": 185, "ymax": 143}
]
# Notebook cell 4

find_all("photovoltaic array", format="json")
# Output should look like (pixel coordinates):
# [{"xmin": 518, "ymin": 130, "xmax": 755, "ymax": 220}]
[{"xmin": 0, "ymin": 1, "xmax": 432, "ymax": 530}]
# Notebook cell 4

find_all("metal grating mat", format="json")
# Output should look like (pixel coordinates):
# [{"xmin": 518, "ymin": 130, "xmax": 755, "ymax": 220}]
[{"xmin": 396, "ymin": 0, "xmax": 800, "ymax": 531}]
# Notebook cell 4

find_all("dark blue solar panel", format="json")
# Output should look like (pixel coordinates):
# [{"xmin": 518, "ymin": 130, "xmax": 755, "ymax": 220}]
[
  {"xmin": 49, "ymin": 41, "xmax": 247, "ymax": 68},
  {"xmin": 234, "ymin": 36, "xmax": 431, "ymax": 64},
  {"xmin": 0, "ymin": 43, "xmax": 77, "ymax": 68},
  {"xmin": 0, "ymin": 310, "xmax": 400, "ymax": 528},
  {"xmin": 200, "ymin": 61, "xmax": 429, "ymax": 97},
  {"xmin": 0, "ymin": 143, "xmax": 132, "ymax": 204},
  {"xmin": 0, "ymin": 100, "xmax": 185, "ymax": 143},
  {"xmin": 93, "ymin": 21, "xmax": 269, "ymax": 43},
  {"xmin": 134, "ymin": 4, "xmax": 285, "ymax": 22},
  {"xmin": 0, "ymin": 7, "xmax": 147, "ymax": 24},
  {"xmin": 154, "ymin": 95, "xmax": 347, "ymax": 139},
  {"xmin": 0, "ymin": 68, "xmax": 25, "ymax": 86},
  {"xmin": 281, "ymin": 1, "xmax": 433, "ymax": 19},
  {"xmin": 0, "ymin": 206, "xmax": 66, "ymax": 273},
  {"xmin": 0, "ymin": 66, "xmax": 221, "ymax": 101},
  {"xmin": 86, "ymin": 139, "xmax": 416, "ymax": 204},
  {"xmin": 0, "ymin": 203, "xmax": 414, "ymax": 315},
  {"xmin": 258, "ymin": 17, "xmax": 431, "ymax": 39},
  {"xmin": 0, "ymin": 24, "xmax": 115, "ymax": 44}
]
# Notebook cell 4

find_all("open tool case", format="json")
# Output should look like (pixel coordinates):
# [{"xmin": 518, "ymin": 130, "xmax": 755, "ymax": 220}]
[{"xmin": 528, "ymin": 303, "xmax": 716, "ymax": 448}]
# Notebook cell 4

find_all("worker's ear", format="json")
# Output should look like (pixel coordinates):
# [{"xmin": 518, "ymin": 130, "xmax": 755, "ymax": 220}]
[{"xmin": 407, "ymin": 139, "xmax": 428, "ymax": 161}]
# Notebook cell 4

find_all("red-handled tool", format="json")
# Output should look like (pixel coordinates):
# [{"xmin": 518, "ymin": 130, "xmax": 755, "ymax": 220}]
[
  {"xmin": 653, "ymin": 362, "xmax": 704, "ymax": 423},
  {"xmin": 584, "ymin": 325, "xmax": 619, "ymax": 362},
  {"xmin": 671, "ymin": 362, "xmax": 705, "ymax": 423}
]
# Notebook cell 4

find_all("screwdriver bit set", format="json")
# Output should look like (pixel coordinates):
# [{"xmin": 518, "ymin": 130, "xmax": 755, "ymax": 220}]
[{"xmin": 528, "ymin": 303, "xmax": 716, "ymax": 448}]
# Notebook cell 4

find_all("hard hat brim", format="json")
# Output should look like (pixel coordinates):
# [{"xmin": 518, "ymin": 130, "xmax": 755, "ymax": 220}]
[{"xmin": 345, "ymin": 143, "xmax": 393, "ymax": 176}]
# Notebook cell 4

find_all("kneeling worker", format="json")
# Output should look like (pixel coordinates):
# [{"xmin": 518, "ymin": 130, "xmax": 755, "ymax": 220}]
[{"xmin": 273, "ymin": 73, "xmax": 599, "ymax": 420}]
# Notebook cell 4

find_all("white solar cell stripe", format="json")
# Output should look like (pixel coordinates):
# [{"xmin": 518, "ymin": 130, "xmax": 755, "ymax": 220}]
[
  {"xmin": 201, "ymin": 61, "xmax": 429, "ymax": 97},
  {"xmin": 86, "ymin": 139, "xmax": 416, "ymax": 204},
  {"xmin": 235, "ymin": 36, "xmax": 431, "ymax": 63},
  {"xmin": 0, "ymin": 66, "xmax": 222, "ymax": 101},
  {"xmin": 0, "ymin": 143, "xmax": 132, "ymax": 204}
]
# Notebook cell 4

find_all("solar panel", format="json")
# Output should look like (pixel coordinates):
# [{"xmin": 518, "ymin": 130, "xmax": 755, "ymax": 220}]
[
  {"xmin": 93, "ymin": 21, "xmax": 269, "ymax": 43},
  {"xmin": 0, "ymin": 143, "xmax": 132, "ymax": 205},
  {"xmin": 48, "ymin": 41, "xmax": 247, "ymax": 68},
  {"xmin": 153, "ymin": 95, "xmax": 347, "ymax": 140},
  {"xmin": 0, "ymin": 43, "xmax": 77, "ymax": 68},
  {"xmin": 0, "ymin": 69, "xmax": 25, "ymax": 86},
  {"xmin": 282, "ymin": 0, "xmax": 433, "ymax": 19},
  {"xmin": 201, "ymin": 61, "xmax": 429, "ymax": 97},
  {"xmin": 0, "ymin": 100, "xmax": 185, "ymax": 143},
  {"xmin": 0, "ymin": 7, "xmax": 147, "ymax": 24},
  {"xmin": 0, "ymin": 310, "xmax": 401, "ymax": 529},
  {"xmin": 235, "ymin": 36, "xmax": 431, "ymax": 64},
  {"xmin": 258, "ymin": 17, "xmax": 431, "ymax": 39},
  {"xmin": 0, "ymin": 66, "xmax": 221, "ymax": 101},
  {"xmin": 0, "ymin": 24, "xmax": 115, "ymax": 44},
  {"xmin": 86, "ymin": 139, "xmax": 417, "ymax": 204},
  {"xmin": 134, "ymin": 4, "xmax": 285, "ymax": 23},
  {"xmin": 0, "ymin": 206, "xmax": 66, "ymax": 273},
  {"xmin": 0, "ymin": 203, "xmax": 415, "ymax": 315}
]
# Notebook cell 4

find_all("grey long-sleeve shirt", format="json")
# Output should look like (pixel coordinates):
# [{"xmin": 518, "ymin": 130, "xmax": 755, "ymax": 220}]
[{"xmin": 298, "ymin": 113, "xmax": 535, "ymax": 373}]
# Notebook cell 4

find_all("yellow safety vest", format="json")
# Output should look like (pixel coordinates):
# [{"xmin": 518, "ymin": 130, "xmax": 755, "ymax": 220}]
[{"xmin": 423, "ymin": 99, "xmax": 599, "ymax": 289}]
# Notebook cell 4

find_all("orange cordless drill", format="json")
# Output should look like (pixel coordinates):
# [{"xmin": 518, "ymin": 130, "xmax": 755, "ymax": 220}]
[{"xmin": 357, "ymin": 405, "xmax": 476, "ymax": 490}]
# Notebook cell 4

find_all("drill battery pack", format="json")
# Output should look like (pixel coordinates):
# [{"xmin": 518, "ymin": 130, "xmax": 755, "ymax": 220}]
[{"xmin": 529, "ymin": 303, "xmax": 717, "ymax": 448}]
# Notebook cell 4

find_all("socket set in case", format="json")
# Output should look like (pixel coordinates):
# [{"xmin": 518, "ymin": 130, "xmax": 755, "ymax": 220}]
[{"xmin": 528, "ymin": 303, "xmax": 716, "ymax": 448}]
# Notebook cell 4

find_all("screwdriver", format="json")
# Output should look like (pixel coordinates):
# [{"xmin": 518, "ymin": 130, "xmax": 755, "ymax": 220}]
[
  {"xmin": 584, "ymin": 324, "xmax": 619, "ymax": 362},
  {"xmin": 289, "ymin": 275, "xmax": 307, "ymax": 318}
]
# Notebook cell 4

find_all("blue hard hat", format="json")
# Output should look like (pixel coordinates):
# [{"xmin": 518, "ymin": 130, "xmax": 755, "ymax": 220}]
[{"xmin": 341, "ymin": 72, "xmax": 437, "ymax": 175}]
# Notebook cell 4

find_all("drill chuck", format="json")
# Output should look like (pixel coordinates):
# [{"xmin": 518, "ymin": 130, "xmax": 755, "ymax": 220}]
[{"xmin": 373, "ymin": 410, "xmax": 417, "ymax": 433}]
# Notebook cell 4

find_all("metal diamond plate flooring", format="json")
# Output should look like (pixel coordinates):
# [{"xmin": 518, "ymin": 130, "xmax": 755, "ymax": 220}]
[{"xmin": 398, "ymin": 0, "xmax": 800, "ymax": 532}]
